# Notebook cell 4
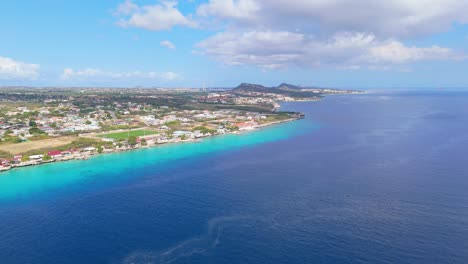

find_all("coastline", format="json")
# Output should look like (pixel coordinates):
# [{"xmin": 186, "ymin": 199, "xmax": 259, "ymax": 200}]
[{"xmin": 0, "ymin": 116, "xmax": 303, "ymax": 173}]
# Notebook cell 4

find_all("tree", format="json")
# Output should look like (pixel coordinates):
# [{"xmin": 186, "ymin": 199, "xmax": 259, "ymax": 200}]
[
  {"xmin": 50, "ymin": 122, "xmax": 57, "ymax": 128},
  {"xmin": 11, "ymin": 137, "xmax": 23, "ymax": 143},
  {"xmin": 180, "ymin": 134, "xmax": 187, "ymax": 140},
  {"xmin": 29, "ymin": 120, "xmax": 37, "ymax": 127},
  {"xmin": 97, "ymin": 145, "xmax": 103, "ymax": 153},
  {"xmin": 227, "ymin": 125, "xmax": 239, "ymax": 132},
  {"xmin": 85, "ymin": 120, "xmax": 92, "ymax": 125},
  {"xmin": 43, "ymin": 155, "xmax": 52, "ymax": 161},
  {"xmin": 29, "ymin": 127, "xmax": 45, "ymax": 135},
  {"xmin": 192, "ymin": 126, "xmax": 215, "ymax": 135},
  {"xmin": 140, "ymin": 138, "xmax": 147, "ymax": 146},
  {"xmin": 127, "ymin": 136, "xmax": 137, "ymax": 146},
  {"xmin": 21, "ymin": 155, "xmax": 29, "ymax": 162}
]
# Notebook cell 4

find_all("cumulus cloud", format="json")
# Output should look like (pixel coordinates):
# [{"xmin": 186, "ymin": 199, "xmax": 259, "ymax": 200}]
[
  {"xmin": 197, "ymin": 0, "xmax": 468, "ymax": 38},
  {"xmin": 61, "ymin": 68, "xmax": 180, "ymax": 81},
  {"xmin": 367, "ymin": 41, "xmax": 463, "ymax": 63},
  {"xmin": 112, "ymin": 0, "xmax": 468, "ymax": 70},
  {"xmin": 197, "ymin": 31, "xmax": 464, "ymax": 69},
  {"xmin": 116, "ymin": 0, "xmax": 195, "ymax": 31},
  {"xmin": 160, "ymin": 40, "xmax": 176, "ymax": 49},
  {"xmin": 197, "ymin": 0, "xmax": 260, "ymax": 21},
  {"xmin": 115, "ymin": 0, "xmax": 139, "ymax": 15},
  {"xmin": 0, "ymin": 56, "xmax": 40, "ymax": 80},
  {"xmin": 194, "ymin": 0, "xmax": 468, "ymax": 70}
]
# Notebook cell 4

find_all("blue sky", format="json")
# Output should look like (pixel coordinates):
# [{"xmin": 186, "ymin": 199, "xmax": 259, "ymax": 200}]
[{"xmin": 1, "ymin": 0, "xmax": 468, "ymax": 88}]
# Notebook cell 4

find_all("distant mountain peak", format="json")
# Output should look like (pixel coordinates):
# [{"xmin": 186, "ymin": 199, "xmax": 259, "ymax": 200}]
[
  {"xmin": 277, "ymin": 83, "xmax": 301, "ymax": 90},
  {"xmin": 236, "ymin": 83, "xmax": 266, "ymax": 89}
]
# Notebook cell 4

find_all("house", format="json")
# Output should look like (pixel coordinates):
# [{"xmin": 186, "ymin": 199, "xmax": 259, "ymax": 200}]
[
  {"xmin": 82, "ymin": 147, "xmax": 97, "ymax": 153},
  {"xmin": 235, "ymin": 121, "xmax": 257, "ymax": 130},
  {"xmin": 29, "ymin": 154, "xmax": 44, "ymax": 160},
  {"xmin": 173, "ymin": 131, "xmax": 193, "ymax": 138},
  {"xmin": 47, "ymin": 150, "xmax": 63, "ymax": 158},
  {"xmin": 61, "ymin": 149, "xmax": 78, "ymax": 156}
]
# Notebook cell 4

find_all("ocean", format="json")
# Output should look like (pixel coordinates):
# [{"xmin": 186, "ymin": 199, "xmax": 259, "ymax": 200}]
[{"xmin": 0, "ymin": 90, "xmax": 467, "ymax": 263}]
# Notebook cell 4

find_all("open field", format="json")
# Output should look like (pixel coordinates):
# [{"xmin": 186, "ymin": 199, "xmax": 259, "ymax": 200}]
[
  {"xmin": 98, "ymin": 129, "xmax": 158, "ymax": 140},
  {"xmin": 0, "ymin": 136, "xmax": 76, "ymax": 155}
]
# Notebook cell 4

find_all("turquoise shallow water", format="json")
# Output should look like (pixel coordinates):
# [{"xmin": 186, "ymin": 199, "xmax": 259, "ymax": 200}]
[{"xmin": 0, "ymin": 119, "xmax": 317, "ymax": 201}]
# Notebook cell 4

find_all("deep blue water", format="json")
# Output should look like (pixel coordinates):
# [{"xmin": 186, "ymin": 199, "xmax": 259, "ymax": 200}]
[{"xmin": 1, "ymin": 91, "xmax": 468, "ymax": 263}]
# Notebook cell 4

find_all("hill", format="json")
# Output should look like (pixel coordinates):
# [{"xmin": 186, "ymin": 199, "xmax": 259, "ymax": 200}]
[
  {"xmin": 232, "ymin": 83, "xmax": 322, "ymax": 98},
  {"xmin": 232, "ymin": 83, "xmax": 363, "ymax": 97}
]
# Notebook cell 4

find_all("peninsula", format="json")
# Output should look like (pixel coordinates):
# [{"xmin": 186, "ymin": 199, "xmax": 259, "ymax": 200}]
[{"xmin": 0, "ymin": 83, "xmax": 362, "ymax": 172}]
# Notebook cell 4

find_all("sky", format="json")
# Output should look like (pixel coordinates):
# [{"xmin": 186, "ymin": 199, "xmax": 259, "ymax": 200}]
[{"xmin": 1, "ymin": 0, "xmax": 468, "ymax": 88}]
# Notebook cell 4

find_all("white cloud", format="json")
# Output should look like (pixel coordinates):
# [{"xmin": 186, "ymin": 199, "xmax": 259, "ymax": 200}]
[
  {"xmin": 116, "ymin": 0, "xmax": 196, "ymax": 31},
  {"xmin": 160, "ymin": 40, "xmax": 176, "ymax": 49},
  {"xmin": 197, "ymin": 0, "xmax": 468, "ymax": 38},
  {"xmin": 368, "ymin": 41, "xmax": 463, "ymax": 63},
  {"xmin": 194, "ymin": 0, "xmax": 468, "ymax": 70},
  {"xmin": 197, "ymin": 0, "xmax": 259, "ymax": 21},
  {"xmin": 61, "ymin": 68, "xmax": 181, "ymax": 81},
  {"xmin": 115, "ymin": 0, "xmax": 139, "ymax": 15},
  {"xmin": 112, "ymin": 0, "xmax": 468, "ymax": 70},
  {"xmin": 197, "ymin": 31, "xmax": 464, "ymax": 69},
  {"xmin": 0, "ymin": 56, "xmax": 40, "ymax": 80},
  {"xmin": 161, "ymin": 71, "xmax": 180, "ymax": 80}
]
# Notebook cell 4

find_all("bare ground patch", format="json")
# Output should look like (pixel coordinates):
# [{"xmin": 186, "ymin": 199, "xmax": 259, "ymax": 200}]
[{"xmin": 0, "ymin": 136, "xmax": 76, "ymax": 155}]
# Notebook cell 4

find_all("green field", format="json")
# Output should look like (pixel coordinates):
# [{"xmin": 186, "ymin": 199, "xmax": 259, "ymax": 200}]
[{"xmin": 98, "ymin": 129, "xmax": 158, "ymax": 140}]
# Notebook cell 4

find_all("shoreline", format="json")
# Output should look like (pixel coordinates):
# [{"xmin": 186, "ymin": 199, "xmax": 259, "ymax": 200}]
[{"xmin": 0, "ymin": 116, "xmax": 302, "ymax": 173}]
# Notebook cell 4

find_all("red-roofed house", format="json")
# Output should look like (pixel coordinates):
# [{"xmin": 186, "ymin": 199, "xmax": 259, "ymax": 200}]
[{"xmin": 47, "ymin": 150, "xmax": 63, "ymax": 158}]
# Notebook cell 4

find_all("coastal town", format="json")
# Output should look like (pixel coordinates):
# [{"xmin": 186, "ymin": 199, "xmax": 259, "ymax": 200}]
[{"xmin": 0, "ymin": 83, "xmax": 361, "ymax": 172}]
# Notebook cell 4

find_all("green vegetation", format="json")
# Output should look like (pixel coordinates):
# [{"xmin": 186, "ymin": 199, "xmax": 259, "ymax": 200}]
[
  {"xmin": 164, "ymin": 120, "xmax": 180, "ymax": 126},
  {"xmin": 29, "ymin": 127, "xmax": 46, "ymax": 135},
  {"xmin": 226, "ymin": 125, "xmax": 239, "ymax": 132},
  {"xmin": 29, "ymin": 135, "xmax": 50, "ymax": 141},
  {"xmin": 259, "ymin": 113, "xmax": 291, "ymax": 124},
  {"xmin": 127, "ymin": 136, "xmax": 137, "ymax": 146},
  {"xmin": 182, "ymin": 103, "xmax": 272, "ymax": 113},
  {"xmin": 65, "ymin": 138, "xmax": 102, "ymax": 149},
  {"xmin": 192, "ymin": 126, "xmax": 216, "ymax": 135},
  {"xmin": 0, "ymin": 150, "xmax": 13, "ymax": 159},
  {"xmin": 98, "ymin": 129, "xmax": 158, "ymax": 140},
  {"xmin": 0, "ymin": 135, "xmax": 24, "ymax": 145},
  {"xmin": 29, "ymin": 120, "xmax": 37, "ymax": 127},
  {"xmin": 163, "ymin": 120, "xmax": 183, "ymax": 129},
  {"xmin": 99, "ymin": 124, "xmax": 132, "ymax": 131}
]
